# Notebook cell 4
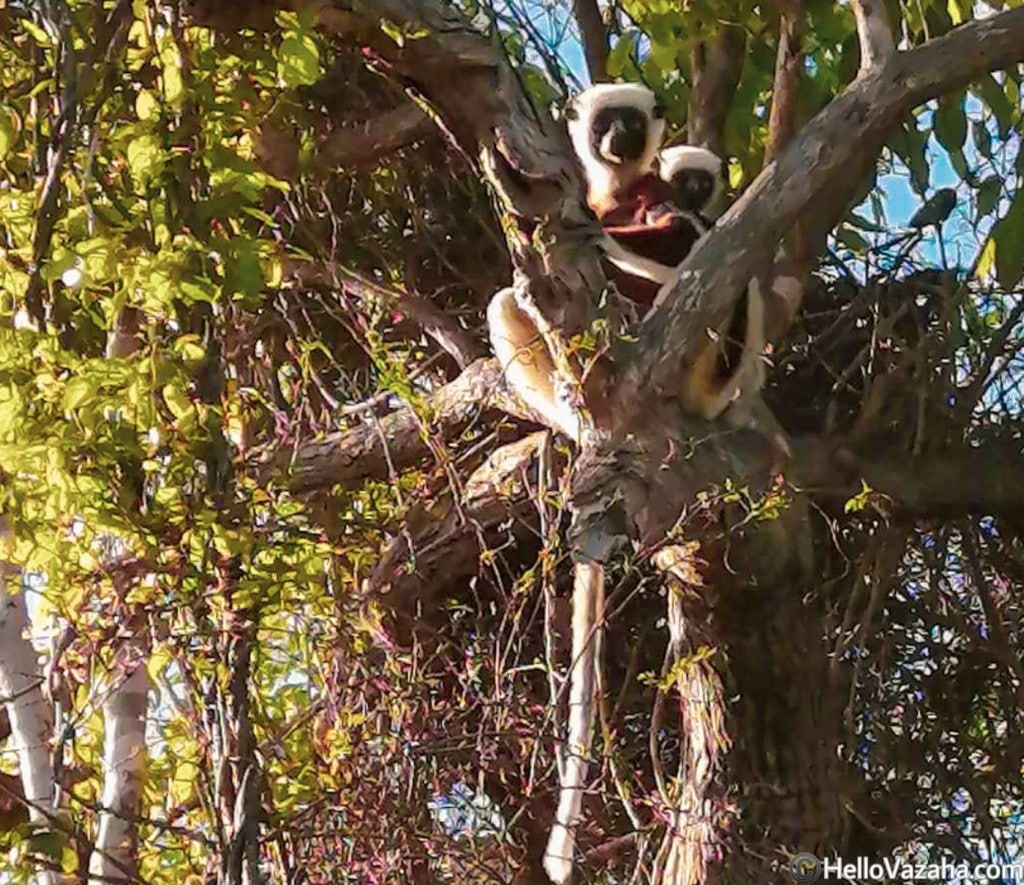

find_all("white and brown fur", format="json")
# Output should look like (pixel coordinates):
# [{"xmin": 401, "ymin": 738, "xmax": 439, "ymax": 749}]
[{"xmin": 486, "ymin": 84, "xmax": 769, "ymax": 884}]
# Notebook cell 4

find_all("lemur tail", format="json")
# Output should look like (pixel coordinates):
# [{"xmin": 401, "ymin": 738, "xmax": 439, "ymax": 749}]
[{"xmin": 543, "ymin": 561, "xmax": 606, "ymax": 884}]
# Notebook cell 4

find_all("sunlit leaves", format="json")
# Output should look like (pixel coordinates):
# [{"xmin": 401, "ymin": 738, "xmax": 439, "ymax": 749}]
[
  {"xmin": 276, "ymin": 10, "xmax": 322, "ymax": 88},
  {"xmin": 127, "ymin": 133, "xmax": 167, "ymax": 186},
  {"xmin": 135, "ymin": 89, "xmax": 159, "ymax": 121}
]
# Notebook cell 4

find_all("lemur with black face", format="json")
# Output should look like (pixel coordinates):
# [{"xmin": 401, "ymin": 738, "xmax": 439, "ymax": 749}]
[
  {"xmin": 486, "ymin": 83, "xmax": 676, "ymax": 446},
  {"xmin": 485, "ymin": 83, "xmax": 768, "ymax": 884}
]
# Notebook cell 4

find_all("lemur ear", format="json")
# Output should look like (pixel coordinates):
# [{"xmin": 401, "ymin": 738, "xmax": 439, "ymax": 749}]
[{"xmin": 562, "ymin": 101, "xmax": 579, "ymax": 122}]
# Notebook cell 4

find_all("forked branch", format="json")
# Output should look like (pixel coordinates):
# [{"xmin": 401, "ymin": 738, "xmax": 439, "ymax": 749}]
[
  {"xmin": 851, "ymin": 0, "xmax": 895, "ymax": 73},
  {"xmin": 629, "ymin": 6, "xmax": 1024, "ymax": 396}
]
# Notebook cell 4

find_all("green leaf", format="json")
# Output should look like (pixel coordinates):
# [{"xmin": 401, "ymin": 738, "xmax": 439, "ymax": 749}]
[
  {"xmin": 889, "ymin": 122, "xmax": 930, "ymax": 193},
  {"xmin": 135, "ymin": 90, "xmax": 159, "ymax": 121},
  {"xmin": 607, "ymin": 34, "xmax": 636, "ymax": 79},
  {"xmin": 20, "ymin": 20, "xmax": 52, "ymax": 46},
  {"xmin": 992, "ymin": 192, "xmax": 1024, "ymax": 288},
  {"xmin": 0, "ymin": 106, "xmax": 18, "ymax": 161},
  {"xmin": 127, "ymin": 134, "xmax": 166, "ymax": 184},
  {"xmin": 844, "ymin": 480, "xmax": 874, "ymax": 514},
  {"xmin": 972, "ymin": 120, "xmax": 992, "ymax": 158},
  {"xmin": 173, "ymin": 335, "xmax": 205, "ymax": 362},
  {"xmin": 63, "ymin": 377, "xmax": 94, "ymax": 413},
  {"xmin": 976, "ymin": 176, "xmax": 1001, "ymax": 221},
  {"xmin": 836, "ymin": 225, "xmax": 869, "ymax": 253},
  {"xmin": 974, "ymin": 236, "xmax": 996, "ymax": 282},
  {"xmin": 977, "ymin": 75, "xmax": 1014, "ymax": 139},
  {"xmin": 933, "ymin": 92, "xmax": 967, "ymax": 156},
  {"xmin": 278, "ymin": 32, "xmax": 321, "ymax": 87},
  {"xmin": 162, "ymin": 383, "xmax": 192, "ymax": 419}
]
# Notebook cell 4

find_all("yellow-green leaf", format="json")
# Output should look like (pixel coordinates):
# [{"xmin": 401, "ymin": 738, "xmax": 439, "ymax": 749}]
[
  {"xmin": 162, "ymin": 383, "xmax": 192, "ymax": 419},
  {"xmin": 136, "ymin": 89, "xmax": 159, "ymax": 120},
  {"xmin": 278, "ymin": 32, "xmax": 321, "ymax": 87}
]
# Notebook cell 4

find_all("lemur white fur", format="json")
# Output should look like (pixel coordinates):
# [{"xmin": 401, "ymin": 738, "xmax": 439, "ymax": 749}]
[
  {"xmin": 658, "ymin": 144, "xmax": 726, "ymax": 217},
  {"xmin": 565, "ymin": 83, "xmax": 665, "ymax": 212},
  {"xmin": 486, "ymin": 87, "xmax": 771, "ymax": 884},
  {"xmin": 487, "ymin": 83, "xmax": 669, "ymax": 449},
  {"xmin": 654, "ymin": 145, "xmax": 766, "ymax": 423}
]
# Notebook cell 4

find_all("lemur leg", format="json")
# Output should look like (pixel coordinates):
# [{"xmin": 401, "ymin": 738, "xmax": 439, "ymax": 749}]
[
  {"xmin": 487, "ymin": 287, "xmax": 583, "ymax": 443},
  {"xmin": 678, "ymin": 280, "xmax": 766, "ymax": 421},
  {"xmin": 543, "ymin": 560, "xmax": 605, "ymax": 885}
]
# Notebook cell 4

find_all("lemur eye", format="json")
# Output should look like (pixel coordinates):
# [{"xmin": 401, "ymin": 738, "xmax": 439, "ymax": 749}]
[{"xmin": 652, "ymin": 103, "xmax": 665, "ymax": 120}]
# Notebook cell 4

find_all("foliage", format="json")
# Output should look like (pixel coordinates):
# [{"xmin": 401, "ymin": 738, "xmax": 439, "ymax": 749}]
[{"xmin": 0, "ymin": 0, "xmax": 1021, "ymax": 882}]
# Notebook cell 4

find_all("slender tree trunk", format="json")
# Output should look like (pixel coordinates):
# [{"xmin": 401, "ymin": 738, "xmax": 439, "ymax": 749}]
[
  {"xmin": 88, "ymin": 649, "xmax": 151, "ymax": 884},
  {"xmin": 0, "ymin": 566, "xmax": 57, "ymax": 885}
]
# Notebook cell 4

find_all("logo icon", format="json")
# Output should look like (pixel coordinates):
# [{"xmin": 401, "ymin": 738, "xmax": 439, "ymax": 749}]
[{"xmin": 788, "ymin": 852, "xmax": 822, "ymax": 884}]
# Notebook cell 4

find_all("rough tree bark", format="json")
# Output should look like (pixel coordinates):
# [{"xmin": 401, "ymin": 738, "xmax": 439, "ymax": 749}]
[{"xmin": 572, "ymin": 0, "xmax": 610, "ymax": 83}]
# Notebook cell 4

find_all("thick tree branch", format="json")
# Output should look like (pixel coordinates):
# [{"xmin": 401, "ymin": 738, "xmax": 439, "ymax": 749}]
[
  {"xmin": 572, "ymin": 0, "xmax": 610, "ymax": 83},
  {"xmin": 687, "ymin": 24, "xmax": 746, "ymax": 157},
  {"xmin": 316, "ymin": 102, "xmax": 434, "ymax": 171},
  {"xmin": 283, "ymin": 358, "xmax": 539, "ymax": 493},
  {"xmin": 0, "ymin": 567, "xmax": 57, "ymax": 885},
  {"xmin": 797, "ymin": 437, "xmax": 1024, "ymax": 523},
  {"xmin": 315, "ymin": 0, "xmax": 605, "ymax": 321},
  {"xmin": 88, "ymin": 644, "xmax": 150, "ymax": 884},
  {"xmin": 628, "ymin": 6, "xmax": 1024, "ymax": 396}
]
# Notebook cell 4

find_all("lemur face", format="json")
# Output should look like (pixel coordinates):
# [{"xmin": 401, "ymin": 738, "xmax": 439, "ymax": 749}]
[
  {"xmin": 566, "ymin": 84, "xmax": 666, "ymax": 193},
  {"xmin": 590, "ymin": 104, "xmax": 662, "ymax": 166},
  {"xmin": 658, "ymin": 145, "xmax": 726, "ymax": 217},
  {"xmin": 667, "ymin": 167, "xmax": 717, "ymax": 213}
]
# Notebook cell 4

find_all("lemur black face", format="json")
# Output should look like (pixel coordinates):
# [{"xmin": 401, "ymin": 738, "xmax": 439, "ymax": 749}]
[
  {"xmin": 590, "ymin": 105, "xmax": 651, "ymax": 166},
  {"xmin": 671, "ymin": 169, "xmax": 716, "ymax": 213}
]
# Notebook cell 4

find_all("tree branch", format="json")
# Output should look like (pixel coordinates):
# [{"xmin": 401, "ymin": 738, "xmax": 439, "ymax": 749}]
[
  {"xmin": 797, "ymin": 436, "xmax": 1024, "ymax": 523},
  {"xmin": 572, "ymin": 0, "xmax": 610, "ymax": 83},
  {"xmin": 764, "ymin": 0, "xmax": 804, "ymax": 165},
  {"xmin": 851, "ymin": 0, "xmax": 895, "ymax": 73},
  {"xmin": 315, "ymin": 0, "xmax": 605, "ymax": 324},
  {"xmin": 289, "ymin": 260, "xmax": 483, "ymax": 369},
  {"xmin": 316, "ymin": 102, "xmax": 434, "ymax": 171},
  {"xmin": 628, "ymin": 6, "xmax": 1024, "ymax": 396},
  {"xmin": 687, "ymin": 24, "xmax": 746, "ymax": 157},
  {"xmin": 283, "ymin": 358, "xmax": 539, "ymax": 493}
]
